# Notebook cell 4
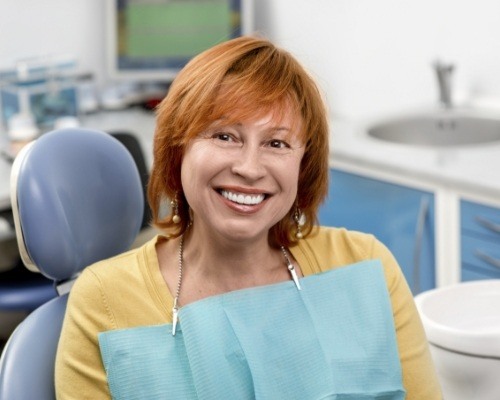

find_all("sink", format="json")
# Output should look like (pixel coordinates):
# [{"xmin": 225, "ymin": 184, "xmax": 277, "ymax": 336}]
[
  {"xmin": 367, "ymin": 109, "xmax": 500, "ymax": 147},
  {"xmin": 415, "ymin": 280, "xmax": 500, "ymax": 400},
  {"xmin": 415, "ymin": 279, "xmax": 500, "ymax": 357}
]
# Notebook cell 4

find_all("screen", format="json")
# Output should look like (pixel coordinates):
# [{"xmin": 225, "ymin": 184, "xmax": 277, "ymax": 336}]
[{"xmin": 106, "ymin": 0, "xmax": 254, "ymax": 82}]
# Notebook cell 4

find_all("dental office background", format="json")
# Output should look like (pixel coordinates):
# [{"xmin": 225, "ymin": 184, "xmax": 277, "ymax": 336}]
[{"xmin": 2, "ymin": 0, "xmax": 500, "ymax": 123}]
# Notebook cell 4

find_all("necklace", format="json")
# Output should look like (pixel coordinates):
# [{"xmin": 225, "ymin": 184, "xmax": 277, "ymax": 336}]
[{"xmin": 171, "ymin": 235, "xmax": 302, "ymax": 336}]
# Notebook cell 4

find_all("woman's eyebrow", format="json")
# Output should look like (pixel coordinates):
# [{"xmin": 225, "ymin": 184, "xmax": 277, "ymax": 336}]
[
  {"xmin": 208, "ymin": 120, "xmax": 294, "ymax": 133},
  {"xmin": 269, "ymin": 126, "xmax": 292, "ymax": 132}
]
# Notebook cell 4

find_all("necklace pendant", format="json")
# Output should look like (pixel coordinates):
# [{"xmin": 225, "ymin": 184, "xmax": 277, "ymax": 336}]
[
  {"xmin": 281, "ymin": 245, "xmax": 302, "ymax": 291},
  {"xmin": 172, "ymin": 306, "xmax": 179, "ymax": 336},
  {"xmin": 288, "ymin": 264, "xmax": 302, "ymax": 291}
]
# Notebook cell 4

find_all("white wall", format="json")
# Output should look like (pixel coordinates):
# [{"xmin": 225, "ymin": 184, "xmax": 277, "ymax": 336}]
[
  {"xmin": 0, "ymin": 0, "xmax": 106, "ymax": 82},
  {"xmin": 254, "ymin": 0, "xmax": 500, "ymax": 119},
  {"xmin": 2, "ymin": 0, "xmax": 500, "ymax": 120}
]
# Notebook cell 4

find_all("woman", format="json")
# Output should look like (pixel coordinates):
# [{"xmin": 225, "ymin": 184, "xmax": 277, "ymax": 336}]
[{"xmin": 55, "ymin": 36, "xmax": 442, "ymax": 399}]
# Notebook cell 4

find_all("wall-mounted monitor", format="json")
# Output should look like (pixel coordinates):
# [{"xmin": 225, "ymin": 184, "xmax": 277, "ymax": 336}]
[{"xmin": 106, "ymin": 0, "xmax": 254, "ymax": 83}]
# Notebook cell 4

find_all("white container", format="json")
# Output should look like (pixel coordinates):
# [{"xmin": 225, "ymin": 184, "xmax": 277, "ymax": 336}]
[{"xmin": 415, "ymin": 280, "xmax": 500, "ymax": 400}]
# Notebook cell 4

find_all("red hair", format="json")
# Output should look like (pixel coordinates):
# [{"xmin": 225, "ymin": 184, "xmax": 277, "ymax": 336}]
[{"xmin": 148, "ymin": 35, "xmax": 329, "ymax": 247}]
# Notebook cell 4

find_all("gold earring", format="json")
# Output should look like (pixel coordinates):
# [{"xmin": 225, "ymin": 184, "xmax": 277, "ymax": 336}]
[
  {"xmin": 294, "ymin": 208, "xmax": 303, "ymax": 239},
  {"xmin": 171, "ymin": 196, "xmax": 181, "ymax": 224}
]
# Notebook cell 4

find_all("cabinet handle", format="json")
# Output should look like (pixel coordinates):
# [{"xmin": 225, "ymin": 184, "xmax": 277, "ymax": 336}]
[
  {"xmin": 474, "ymin": 249, "xmax": 500, "ymax": 269},
  {"xmin": 475, "ymin": 216, "xmax": 500, "ymax": 234},
  {"xmin": 413, "ymin": 196, "xmax": 430, "ymax": 294}
]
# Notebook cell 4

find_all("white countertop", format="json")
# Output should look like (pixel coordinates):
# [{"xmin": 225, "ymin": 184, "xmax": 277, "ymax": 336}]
[{"xmin": 330, "ymin": 114, "xmax": 500, "ymax": 200}]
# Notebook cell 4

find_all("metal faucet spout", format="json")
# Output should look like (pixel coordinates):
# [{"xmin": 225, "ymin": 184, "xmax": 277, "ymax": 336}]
[{"xmin": 434, "ymin": 60, "xmax": 454, "ymax": 108}]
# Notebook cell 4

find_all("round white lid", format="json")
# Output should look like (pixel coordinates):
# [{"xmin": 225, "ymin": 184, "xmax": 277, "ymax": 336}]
[{"xmin": 415, "ymin": 280, "xmax": 500, "ymax": 357}]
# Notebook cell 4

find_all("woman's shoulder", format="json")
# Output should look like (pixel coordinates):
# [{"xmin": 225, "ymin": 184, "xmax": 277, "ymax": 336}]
[
  {"xmin": 294, "ymin": 226, "xmax": 400, "ymax": 279},
  {"xmin": 67, "ymin": 234, "xmax": 171, "ymax": 329},
  {"xmin": 86, "ymin": 247, "xmax": 141, "ymax": 277},
  {"xmin": 302, "ymin": 226, "xmax": 378, "ymax": 264},
  {"xmin": 75, "ymin": 235, "xmax": 160, "ymax": 291}
]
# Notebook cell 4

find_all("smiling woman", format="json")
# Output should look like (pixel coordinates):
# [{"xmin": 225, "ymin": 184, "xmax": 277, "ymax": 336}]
[
  {"xmin": 150, "ymin": 37, "xmax": 329, "ymax": 246},
  {"xmin": 55, "ymin": 36, "xmax": 442, "ymax": 399}
]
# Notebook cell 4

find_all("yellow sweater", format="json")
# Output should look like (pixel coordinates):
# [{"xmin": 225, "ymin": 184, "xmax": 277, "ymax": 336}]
[{"xmin": 55, "ymin": 227, "xmax": 442, "ymax": 399}]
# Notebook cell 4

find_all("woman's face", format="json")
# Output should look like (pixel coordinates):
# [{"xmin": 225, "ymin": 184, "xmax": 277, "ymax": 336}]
[{"xmin": 180, "ymin": 107, "xmax": 305, "ymax": 244}]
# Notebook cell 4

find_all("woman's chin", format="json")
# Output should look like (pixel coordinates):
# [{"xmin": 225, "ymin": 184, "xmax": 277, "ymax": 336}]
[{"xmin": 215, "ymin": 225, "xmax": 270, "ymax": 245}]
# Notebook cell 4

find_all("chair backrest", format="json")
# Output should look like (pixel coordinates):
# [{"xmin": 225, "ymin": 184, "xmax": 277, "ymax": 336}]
[{"xmin": 0, "ymin": 128, "xmax": 144, "ymax": 400}]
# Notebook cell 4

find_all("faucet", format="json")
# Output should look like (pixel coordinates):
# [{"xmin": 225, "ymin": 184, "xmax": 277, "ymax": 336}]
[{"xmin": 433, "ymin": 60, "xmax": 454, "ymax": 108}]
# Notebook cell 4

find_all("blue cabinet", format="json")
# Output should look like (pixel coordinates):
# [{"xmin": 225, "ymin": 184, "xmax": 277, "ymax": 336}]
[
  {"xmin": 318, "ymin": 169, "xmax": 435, "ymax": 294},
  {"xmin": 460, "ymin": 200, "xmax": 500, "ymax": 281}
]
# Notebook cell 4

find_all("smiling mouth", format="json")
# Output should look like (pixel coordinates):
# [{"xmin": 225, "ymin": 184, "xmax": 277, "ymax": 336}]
[{"xmin": 220, "ymin": 189, "xmax": 266, "ymax": 205}]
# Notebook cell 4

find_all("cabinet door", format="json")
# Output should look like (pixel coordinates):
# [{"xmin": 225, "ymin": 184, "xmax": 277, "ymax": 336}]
[
  {"xmin": 461, "ymin": 200, "xmax": 500, "ymax": 281},
  {"xmin": 318, "ymin": 169, "xmax": 435, "ymax": 294}
]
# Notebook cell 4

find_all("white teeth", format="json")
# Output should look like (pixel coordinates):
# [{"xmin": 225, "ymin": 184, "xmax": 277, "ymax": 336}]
[{"xmin": 221, "ymin": 190, "xmax": 265, "ymax": 205}]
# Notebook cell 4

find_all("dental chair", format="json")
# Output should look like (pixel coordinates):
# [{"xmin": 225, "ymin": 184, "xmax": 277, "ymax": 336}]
[{"xmin": 0, "ymin": 128, "xmax": 144, "ymax": 400}]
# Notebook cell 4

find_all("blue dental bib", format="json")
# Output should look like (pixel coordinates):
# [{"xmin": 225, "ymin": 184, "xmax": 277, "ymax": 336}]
[{"xmin": 99, "ymin": 260, "xmax": 406, "ymax": 399}]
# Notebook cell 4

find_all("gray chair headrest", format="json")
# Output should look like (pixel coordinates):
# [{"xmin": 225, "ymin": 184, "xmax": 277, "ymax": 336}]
[{"xmin": 10, "ymin": 128, "xmax": 144, "ymax": 282}]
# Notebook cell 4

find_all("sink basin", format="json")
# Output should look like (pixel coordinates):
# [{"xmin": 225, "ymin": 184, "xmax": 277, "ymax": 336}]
[
  {"xmin": 415, "ymin": 280, "xmax": 500, "ymax": 357},
  {"xmin": 367, "ymin": 110, "xmax": 500, "ymax": 147}
]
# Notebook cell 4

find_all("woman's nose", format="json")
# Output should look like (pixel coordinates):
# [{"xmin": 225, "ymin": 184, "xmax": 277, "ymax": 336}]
[{"xmin": 230, "ymin": 147, "xmax": 266, "ymax": 181}]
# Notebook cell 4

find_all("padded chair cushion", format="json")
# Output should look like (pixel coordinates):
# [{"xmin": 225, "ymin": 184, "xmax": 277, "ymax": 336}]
[
  {"xmin": 13, "ymin": 128, "xmax": 144, "ymax": 281},
  {"xmin": 0, "ymin": 295, "xmax": 68, "ymax": 400}
]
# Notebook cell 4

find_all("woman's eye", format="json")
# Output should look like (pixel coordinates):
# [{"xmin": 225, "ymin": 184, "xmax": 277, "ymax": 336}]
[
  {"xmin": 213, "ymin": 132, "xmax": 232, "ymax": 142},
  {"xmin": 269, "ymin": 139, "xmax": 289, "ymax": 149}
]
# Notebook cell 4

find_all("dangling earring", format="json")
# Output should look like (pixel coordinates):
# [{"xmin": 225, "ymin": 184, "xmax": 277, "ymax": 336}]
[
  {"xmin": 171, "ymin": 195, "xmax": 181, "ymax": 224},
  {"xmin": 294, "ymin": 208, "xmax": 303, "ymax": 239}
]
